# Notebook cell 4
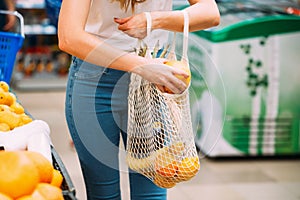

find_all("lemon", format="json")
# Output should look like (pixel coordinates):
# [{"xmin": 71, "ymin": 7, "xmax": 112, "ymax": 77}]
[{"xmin": 163, "ymin": 60, "xmax": 191, "ymax": 94}]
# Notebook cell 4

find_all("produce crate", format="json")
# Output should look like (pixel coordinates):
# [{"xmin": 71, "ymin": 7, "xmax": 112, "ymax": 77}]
[{"xmin": 51, "ymin": 146, "xmax": 77, "ymax": 200}]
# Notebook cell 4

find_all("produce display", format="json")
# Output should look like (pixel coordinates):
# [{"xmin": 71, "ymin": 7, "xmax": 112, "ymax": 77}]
[
  {"xmin": 0, "ymin": 81, "xmax": 32, "ymax": 131},
  {"xmin": 0, "ymin": 81, "xmax": 52, "ymax": 162},
  {"xmin": 0, "ymin": 150, "xmax": 63, "ymax": 199},
  {"xmin": 0, "ymin": 81, "xmax": 66, "ymax": 199}
]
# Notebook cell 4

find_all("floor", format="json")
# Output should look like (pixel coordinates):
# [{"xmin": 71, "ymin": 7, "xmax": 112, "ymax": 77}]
[{"xmin": 15, "ymin": 90, "xmax": 300, "ymax": 200}]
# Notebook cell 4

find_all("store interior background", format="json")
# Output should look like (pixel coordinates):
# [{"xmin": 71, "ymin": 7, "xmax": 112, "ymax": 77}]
[{"xmin": 8, "ymin": 0, "xmax": 300, "ymax": 199}]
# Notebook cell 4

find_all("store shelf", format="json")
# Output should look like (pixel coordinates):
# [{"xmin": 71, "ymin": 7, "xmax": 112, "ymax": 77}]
[
  {"xmin": 16, "ymin": 0, "xmax": 45, "ymax": 9},
  {"xmin": 24, "ymin": 24, "xmax": 57, "ymax": 35},
  {"xmin": 12, "ymin": 0, "xmax": 71, "ymax": 92}
]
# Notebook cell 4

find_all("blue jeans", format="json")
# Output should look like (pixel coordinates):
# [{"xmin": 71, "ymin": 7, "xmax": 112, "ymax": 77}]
[{"xmin": 65, "ymin": 57, "xmax": 167, "ymax": 200}]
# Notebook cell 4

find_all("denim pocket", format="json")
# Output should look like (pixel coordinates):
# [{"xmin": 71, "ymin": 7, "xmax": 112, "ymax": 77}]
[{"xmin": 73, "ymin": 58, "xmax": 108, "ymax": 80}]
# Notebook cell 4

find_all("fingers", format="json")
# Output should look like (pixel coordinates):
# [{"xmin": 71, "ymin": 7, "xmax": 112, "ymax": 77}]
[
  {"xmin": 163, "ymin": 66, "xmax": 190, "ymax": 94},
  {"xmin": 114, "ymin": 17, "xmax": 131, "ymax": 25},
  {"xmin": 114, "ymin": 16, "xmax": 135, "ymax": 31},
  {"xmin": 114, "ymin": 17, "xmax": 131, "ymax": 32},
  {"xmin": 140, "ymin": 62, "xmax": 189, "ymax": 94},
  {"xmin": 156, "ymin": 85, "xmax": 165, "ymax": 93},
  {"xmin": 3, "ymin": 16, "xmax": 16, "ymax": 31},
  {"xmin": 164, "ymin": 76, "xmax": 188, "ymax": 94},
  {"xmin": 154, "ymin": 70, "xmax": 188, "ymax": 94},
  {"xmin": 172, "ymin": 68, "xmax": 190, "ymax": 79},
  {"xmin": 114, "ymin": 15, "xmax": 147, "ymax": 39},
  {"xmin": 163, "ymin": 61, "xmax": 190, "ymax": 79}
]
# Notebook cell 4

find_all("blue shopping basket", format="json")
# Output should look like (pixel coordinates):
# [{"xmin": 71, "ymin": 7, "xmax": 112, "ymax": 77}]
[{"xmin": 0, "ymin": 10, "xmax": 24, "ymax": 84}]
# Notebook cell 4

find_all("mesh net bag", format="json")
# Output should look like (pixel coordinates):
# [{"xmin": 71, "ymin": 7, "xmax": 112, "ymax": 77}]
[{"xmin": 126, "ymin": 11, "xmax": 200, "ymax": 189}]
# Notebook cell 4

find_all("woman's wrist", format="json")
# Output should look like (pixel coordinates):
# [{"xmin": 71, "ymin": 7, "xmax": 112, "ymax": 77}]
[
  {"xmin": 109, "ymin": 52, "xmax": 148, "ymax": 74},
  {"xmin": 129, "ymin": 56, "xmax": 148, "ymax": 75},
  {"xmin": 150, "ymin": 10, "xmax": 184, "ymax": 32}
]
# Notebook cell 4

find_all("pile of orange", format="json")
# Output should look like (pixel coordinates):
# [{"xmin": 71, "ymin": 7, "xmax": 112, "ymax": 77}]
[
  {"xmin": 0, "ymin": 150, "xmax": 64, "ymax": 199},
  {"xmin": 0, "ymin": 81, "xmax": 32, "ymax": 132},
  {"xmin": 154, "ymin": 144, "xmax": 200, "ymax": 188}
]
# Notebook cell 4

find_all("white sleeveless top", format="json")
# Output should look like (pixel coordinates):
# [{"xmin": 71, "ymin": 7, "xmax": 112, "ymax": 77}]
[{"xmin": 85, "ymin": 0, "xmax": 173, "ymax": 52}]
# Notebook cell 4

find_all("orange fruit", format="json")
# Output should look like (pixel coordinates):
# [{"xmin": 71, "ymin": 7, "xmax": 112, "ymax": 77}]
[
  {"xmin": 15, "ymin": 195, "xmax": 38, "ymax": 200},
  {"xmin": 0, "ymin": 81, "xmax": 9, "ymax": 92},
  {"xmin": 0, "ymin": 123, "xmax": 10, "ymax": 132},
  {"xmin": 32, "ymin": 183, "xmax": 64, "ymax": 200},
  {"xmin": 0, "ymin": 89, "xmax": 8, "ymax": 105},
  {"xmin": 153, "ymin": 175, "xmax": 176, "ymax": 189},
  {"xmin": 10, "ymin": 102, "xmax": 25, "ymax": 114},
  {"xmin": 0, "ymin": 91, "xmax": 16, "ymax": 106},
  {"xmin": 176, "ymin": 156, "xmax": 200, "ymax": 181},
  {"xmin": 0, "ymin": 104, "xmax": 21, "ymax": 130},
  {"xmin": 155, "ymin": 148, "xmax": 178, "ymax": 178},
  {"xmin": 24, "ymin": 151, "xmax": 54, "ymax": 183},
  {"xmin": 19, "ymin": 113, "xmax": 33, "ymax": 126},
  {"xmin": 156, "ymin": 161, "xmax": 178, "ymax": 178},
  {"xmin": 0, "ymin": 91, "xmax": 7, "ymax": 105},
  {"xmin": 50, "ymin": 169, "xmax": 63, "ymax": 188},
  {"xmin": 0, "ymin": 151, "xmax": 39, "ymax": 199},
  {"xmin": 163, "ymin": 60, "xmax": 191, "ymax": 94},
  {"xmin": 0, "ymin": 192, "xmax": 13, "ymax": 200},
  {"xmin": 126, "ymin": 155, "xmax": 153, "ymax": 173},
  {"xmin": 6, "ymin": 93, "xmax": 17, "ymax": 106}
]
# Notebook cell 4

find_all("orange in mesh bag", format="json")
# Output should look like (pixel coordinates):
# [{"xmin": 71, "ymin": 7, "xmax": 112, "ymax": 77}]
[{"xmin": 126, "ymin": 10, "xmax": 200, "ymax": 189}]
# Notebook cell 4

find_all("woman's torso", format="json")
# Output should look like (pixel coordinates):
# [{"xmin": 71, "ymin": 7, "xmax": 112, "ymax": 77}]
[{"xmin": 85, "ymin": 0, "xmax": 173, "ymax": 52}]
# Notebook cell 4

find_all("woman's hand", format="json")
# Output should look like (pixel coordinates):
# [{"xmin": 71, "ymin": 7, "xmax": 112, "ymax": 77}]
[
  {"xmin": 3, "ymin": 14, "xmax": 16, "ymax": 31},
  {"xmin": 114, "ymin": 12, "xmax": 148, "ymax": 39},
  {"xmin": 131, "ymin": 58, "xmax": 190, "ymax": 94}
]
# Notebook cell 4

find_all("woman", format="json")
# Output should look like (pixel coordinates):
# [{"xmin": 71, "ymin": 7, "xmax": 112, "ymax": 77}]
[
  {"xmin": 0, "ymin": 0, "xmax": 16, "ymax": 31},
  {"xmin": 58, "ymin": 0, "xmax": 219, "ymax": 199}
]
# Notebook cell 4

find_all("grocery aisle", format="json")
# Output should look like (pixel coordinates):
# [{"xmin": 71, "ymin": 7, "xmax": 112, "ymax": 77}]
[{"xmin": 15, "ymin": 90, "xmax": 300, "ymax": 200}]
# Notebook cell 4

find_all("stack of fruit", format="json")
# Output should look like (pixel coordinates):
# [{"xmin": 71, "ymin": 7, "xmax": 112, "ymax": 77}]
[
  {"xmin": 0, "ymin": 150, "xmax": 64, "ymax": 200},
  {"xmin": 0, "ymin": 81, "xmax": 67, "ymax": 199},
  {"xmin": 154, "ymin": 142, "xmax": 200, "ymax": 188},
  {"xmin": 0, "ymin": 81, "xmax": 52, "ymax": 162},
  {"xmin": 127, "ymin": 142, "xmax": 200, "ymax": 188},
  {"xmin": 0, "ymin": 81, "xmax": 32, "ymax": 132}
]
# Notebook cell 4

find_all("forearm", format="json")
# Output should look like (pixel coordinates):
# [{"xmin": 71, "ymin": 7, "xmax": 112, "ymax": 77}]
[
  {"xmin": 151, "ymin": 0, "xmax": 220, "ymax": 32},
  {"xmin": 58, "ymin": 0, "xmax": 146, "ymax": 71},
  {"xmin": 4, "ymin": 0, "xmax": 15, "ymax": 11},
  {"xmin": 58, "ymin": 23, "xmax": 148, "ymax": 72},
  {"xmin": 81, "ymin": 35, "xmax": 147, "ymax": 72}
]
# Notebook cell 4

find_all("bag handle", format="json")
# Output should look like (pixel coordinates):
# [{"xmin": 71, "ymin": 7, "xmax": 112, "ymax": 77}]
[
  {"xmin": 145, "ymin": 12, "xmax": 152, "ymax": 37},
  {"xmin": 144, "ymin": 12, "xmax": 152, "ymax": 58},
  {"xmin": 137, "ymin": 10, "xmax": 189, "ymax": 62},
  {"xmin": 136, "ymin": 12, "xmax": 152, "ymax": 57},
  {"xmin": 168, "ymin": 10, "xmax": 189, "ymax": 64},
  {"xmin": 182, "ymin": 10, "xmax": 189, "ymax": 64},
  {"xmin": 168, "ymin": 31, "xmax": 177, "ymax": 60}
]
